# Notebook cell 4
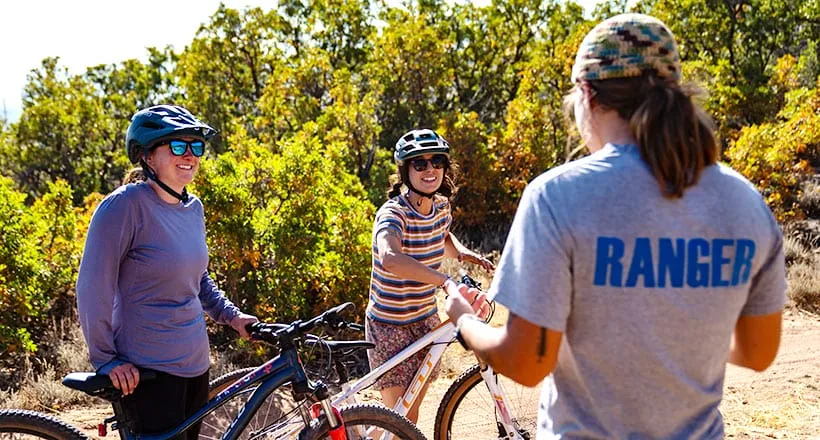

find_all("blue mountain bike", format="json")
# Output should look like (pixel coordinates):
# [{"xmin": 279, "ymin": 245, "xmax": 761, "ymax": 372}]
[{"xmin": 0, "ymin": 303, "xmax": 425, "ymax": 440}]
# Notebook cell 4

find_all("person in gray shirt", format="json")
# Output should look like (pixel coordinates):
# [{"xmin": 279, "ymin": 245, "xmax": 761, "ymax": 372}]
[
  {"xmin": 443, "ymin": 14, "xmax": 786, "ymax": 439},
  {"xmin": 76, "ymin": 105, "xmax": 258, "ymax": 439}
]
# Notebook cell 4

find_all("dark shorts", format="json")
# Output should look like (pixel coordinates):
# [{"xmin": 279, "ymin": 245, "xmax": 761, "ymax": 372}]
[
  {"xmin": 365, "ymin": 313, "xmax": 441, "ymax": 391},
  {"xmin": 121, "ymin": 370, "xmax": 209, "ymax": 440}
]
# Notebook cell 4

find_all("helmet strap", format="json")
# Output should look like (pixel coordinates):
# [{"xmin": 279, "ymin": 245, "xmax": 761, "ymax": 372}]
[
  {"xmin": 139, "ymin": 158, "xmax": 190, "ymax": 203},
  {"xmin": 400, "ymin": 164, "xmax": 437, "ymax": 206}
]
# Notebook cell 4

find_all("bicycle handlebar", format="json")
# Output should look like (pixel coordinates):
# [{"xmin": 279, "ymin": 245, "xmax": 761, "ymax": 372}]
[
  {"xmin": 457, "ymin": 268, "xmax": 495, "ymax": 323},
  {"xmin": 458, "ymin": 269, "xmax": 482, "ymax": 290},
  {"xmin": 245, "ymin": 302, "xmax": 358, "ymax": 347}
]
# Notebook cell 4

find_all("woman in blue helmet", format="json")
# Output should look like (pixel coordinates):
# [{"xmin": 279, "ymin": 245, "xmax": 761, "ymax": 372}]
[
  {"xmin": 76, "ymin": 105, "xmax": 258, "ymax": 439},
  {"xmin": 365, "ymin": 128, "xmax": 494, "ymax": 423}
]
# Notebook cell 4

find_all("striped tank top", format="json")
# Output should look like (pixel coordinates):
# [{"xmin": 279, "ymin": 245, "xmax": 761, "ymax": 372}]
[{"xmin": 367, "ymin": 194, "xmax": 452, "ymax": 325}]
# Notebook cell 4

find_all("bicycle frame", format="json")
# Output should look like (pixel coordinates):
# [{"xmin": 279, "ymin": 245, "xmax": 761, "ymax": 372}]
[
  {"xmin": 112, "ymin": 349, "xmax": 336, "ymax": 440},
  {"xmin": 331, "ymin": 318, "xmax": 524, "ymax": 439}
]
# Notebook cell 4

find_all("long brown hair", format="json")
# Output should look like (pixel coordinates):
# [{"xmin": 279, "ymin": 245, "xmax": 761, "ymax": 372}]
[
  {"xmin": 567, "ymin": 74, "xmax": 718, "ymax": 198},
  {"xmin": 386, "ymin": 160, "xmax": 458, "ymax": 199}
]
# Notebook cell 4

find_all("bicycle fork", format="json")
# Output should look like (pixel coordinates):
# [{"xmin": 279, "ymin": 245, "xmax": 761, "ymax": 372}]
[{"xmin": 478, "ymin": 363, "xmax": 530, "ymax": 440}]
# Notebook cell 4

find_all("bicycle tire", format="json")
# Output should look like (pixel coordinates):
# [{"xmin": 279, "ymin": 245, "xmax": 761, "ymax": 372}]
[
  {"xmin": 297, "ymin": 403, "xmax": 425, "ymax": 440},
  {"xmin": 199, "ymin": 368, "xmax": 298, "ymax": 440},
  {"xmin": 0, "ymin": 409, "xmax": 87, "ymax": 440},
  {"xmin": 208, "ymin": 367, "xmax": 259, "ymax": 399},
  {"xmin": 434, "ymin": 364, "xmax": 540, "ymax": 440}
]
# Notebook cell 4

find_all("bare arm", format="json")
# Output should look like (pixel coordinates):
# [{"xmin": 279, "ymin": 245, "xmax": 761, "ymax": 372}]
[
  {"xmin": 445, "ymin": 232, "xmax": 495, "ymax": 272},
  {"xmin": 458, "ymin": 312, "xmax": 561, "ymax": 387},
  {"xmin": 376, "ymin": 228, "xmax": 449, "ymax": 286},
  {"xmin": 445, "ymin": 283, "xmax": 561, "ymax": 387},
  {"xmin": 728, "ymin": 311, "xmax": 782, "ymax": 372}
]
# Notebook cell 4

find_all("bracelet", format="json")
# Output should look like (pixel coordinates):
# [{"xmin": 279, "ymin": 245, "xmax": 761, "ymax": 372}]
[{"xmin": 454, "ymin": 314, "xmax": 483, "ymax": 350}]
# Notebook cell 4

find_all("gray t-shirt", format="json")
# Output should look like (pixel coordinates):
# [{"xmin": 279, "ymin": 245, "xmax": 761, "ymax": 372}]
[
  {"xmin": 488, "ymin": 144, "xmax": 786, "ymax": 439},
  {"xmin": 76, "ymin": 182, "xmax": 240, "ymax": 377}
]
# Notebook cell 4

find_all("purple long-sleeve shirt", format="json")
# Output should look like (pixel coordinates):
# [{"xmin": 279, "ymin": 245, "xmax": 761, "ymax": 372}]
[{"xmin": 76, "ymin": 182, "xmax": 240, "ymax": 377}]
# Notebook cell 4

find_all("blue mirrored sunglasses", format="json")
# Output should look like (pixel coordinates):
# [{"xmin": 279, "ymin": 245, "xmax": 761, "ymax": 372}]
[{"xmin": 166, "ymin": 139, "xmax": 206, "ymax": 157}]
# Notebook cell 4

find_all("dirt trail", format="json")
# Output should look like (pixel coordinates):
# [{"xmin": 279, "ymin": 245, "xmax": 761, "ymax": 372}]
[
  {"xmin": 58, "ymin": 309, "xmax": 819, "ymax": 439},
  {"xmin": 721, "ymin": 309, "xmax": 820, "ymax": 439}
]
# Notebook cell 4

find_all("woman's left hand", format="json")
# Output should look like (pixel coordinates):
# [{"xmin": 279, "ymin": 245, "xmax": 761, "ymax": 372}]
[
  {"xmin": 230, "ymin": 313, "xmax": 259, "ymax": 339},
  {"xmin": 459, "ymin": 252, "xmax": 495, "ymax": 272}
]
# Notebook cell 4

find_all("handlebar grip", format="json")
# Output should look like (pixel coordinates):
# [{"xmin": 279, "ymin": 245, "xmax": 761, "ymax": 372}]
[{"xmin": 246, "ymin": 322, "xmax": 261, "ymax": 334}]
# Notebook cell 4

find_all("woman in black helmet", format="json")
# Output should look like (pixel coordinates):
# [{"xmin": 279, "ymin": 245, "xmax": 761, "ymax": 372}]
[
  {"xmin": 365, "ymin": 128, "xmax": 494, "ymax": 423},
  {"xmin": 76, "ymin": 105, "xmax": 258, "ymax": 439}
]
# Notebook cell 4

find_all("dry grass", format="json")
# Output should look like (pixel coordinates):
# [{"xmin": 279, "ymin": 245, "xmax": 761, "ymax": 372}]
[
  {"xmin": 783, "ymin": 232, "xmax": 820, "ymax": 313},
  {"xmin": 787, "ymin": 256, "xmax": 820, "ymax": 313},
  {"xmin": 784, "ymin": 235, "xmax": 814, "ymax": 266},
  {"xmin": 799, "ymin": 179, "xmax": 820, "ymax": 219},
  {"xmin": 0, "ymin": 321, "xmax": 90, "ymax": 412}
]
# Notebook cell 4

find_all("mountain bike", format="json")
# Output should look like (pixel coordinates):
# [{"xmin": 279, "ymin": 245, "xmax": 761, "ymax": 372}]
[
  {"xmin": 200, "ymin": 317, "xmax": 374, "ymax": 439},
  {"xmin": 0, "ymin": 303, "xmax": 425, "ymax": 440},
  {"xmin": 331, "ymin": 270, "xmax": 541, "ymax": 440}
]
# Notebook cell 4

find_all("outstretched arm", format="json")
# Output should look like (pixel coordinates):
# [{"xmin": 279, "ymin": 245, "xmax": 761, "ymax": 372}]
[
  {"xmin": 377, "ymin": 228, "xmax": 449, "ymax": 286},
  {"xmin": 445, "ymin": 283, "xmax": 561, "ymax": 387},
  {"xmin": 444, "ymin": 232, "xmax": 495, "ymax": 272}
]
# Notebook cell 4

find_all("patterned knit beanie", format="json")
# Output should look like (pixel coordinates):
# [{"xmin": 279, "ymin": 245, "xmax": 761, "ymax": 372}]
[{"xmin": 571, "ymin": 14, "xmax": 681, "ymax": 83}]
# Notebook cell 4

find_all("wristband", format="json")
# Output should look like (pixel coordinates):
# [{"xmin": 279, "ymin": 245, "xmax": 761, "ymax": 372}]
[{"xmin": 454, "ymin": 314, "xmax": 482, "ymax": 350}]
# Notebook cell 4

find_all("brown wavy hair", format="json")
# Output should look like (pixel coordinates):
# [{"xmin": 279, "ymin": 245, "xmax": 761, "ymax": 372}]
[
  {"xmin": 122, "ymin": 167, "xmax": 147, "ymax": 185},
  {"xmin": 566, "ymin": 73, "xmax": 718, "ymax": 198}
]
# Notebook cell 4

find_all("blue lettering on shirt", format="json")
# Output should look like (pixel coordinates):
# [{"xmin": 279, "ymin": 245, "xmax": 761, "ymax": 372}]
[
  {"xmin": 594, "ymin": 237, "xmax": 625, "ymax": 287},
  {"xmin": 594, "ymin": 237, "xmax": 757, "ymax": 288},
  {"xmin": 625, "ymin": 238, "xmax": 655, "ymax": 288},
  {"xmin": 657, "ymin": 238, "xmax": 685, "ymax": 287}
]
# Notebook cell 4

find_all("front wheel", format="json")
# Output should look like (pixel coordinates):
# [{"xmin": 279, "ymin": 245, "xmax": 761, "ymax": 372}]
[
  {"xmin": 0, "ymin": 410, "xmax": 87, "ymax": 440},
  {"xmin": 434, "ymin": 364, "xmax": 540, "ymax": 440},
  {"xmin": 298, "ymin": 403, "xmax": 425, "ymax": 440},
  {"xmin": 199, "ymin": 368, "xmax": 297, "ymax": 440}
]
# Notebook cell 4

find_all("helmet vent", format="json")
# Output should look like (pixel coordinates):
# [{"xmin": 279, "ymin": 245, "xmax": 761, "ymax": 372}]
[
  {"xmin": 419, "ymin": 141, "xmax": 439, "ymax": 148},
  {"xmin": 142, "ymin": 121, "xmax": 163, "ymax": 130}
]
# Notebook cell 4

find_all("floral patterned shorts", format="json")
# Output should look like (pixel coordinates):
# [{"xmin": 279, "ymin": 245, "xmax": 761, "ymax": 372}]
[{"xmin": 365, "ymin": 313, "xmax": 442, "ymax": 390}]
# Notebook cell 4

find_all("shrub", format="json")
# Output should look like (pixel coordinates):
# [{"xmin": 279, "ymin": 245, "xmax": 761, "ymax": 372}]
[
  {"xmin": 725, "ymin": 85, "xmax": 820, "ymax": 221},
  {"xmin": 194, "ymin": 126, "xmax": 375, "ymax": 328}
]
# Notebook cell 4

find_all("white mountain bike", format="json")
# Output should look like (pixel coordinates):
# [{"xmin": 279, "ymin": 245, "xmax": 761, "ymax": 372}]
[
  {"xmin": 335, "ymin": 270, "xmax": 541, "ymax": 439},
  {"xmin": 203, "ymin": 270, "xmax": 541, "ymax": 440}
]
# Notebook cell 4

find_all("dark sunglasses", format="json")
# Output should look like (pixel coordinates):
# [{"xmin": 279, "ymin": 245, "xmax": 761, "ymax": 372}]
[
  {"xmin": 410, "ymin": 155, "xmax": 448, "ymax": 172},
  {"xmin": 165, "ymin": 139, "xmax": 206, "ymax": 157}
]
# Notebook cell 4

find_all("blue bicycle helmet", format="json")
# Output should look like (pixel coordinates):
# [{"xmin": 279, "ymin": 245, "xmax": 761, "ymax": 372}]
[
  {"xmin": 394, "ymin": 129, "xmax": 450, "ymax": 165},
  {"xmin": 125, "ymin": 105, "xmax": 216, "ymax": 164}
]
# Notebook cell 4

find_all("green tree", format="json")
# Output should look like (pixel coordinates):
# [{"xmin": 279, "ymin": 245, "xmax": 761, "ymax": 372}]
[
  {"xmin": 2, "ymin": 58, "xmax": 119, "ymax": 204},
  {"xmin": 366, "ymin": 6, "xmax": 452, "ymax": 147},
  {"xmin": 175, "ymin": 5, "xmax": 281, "ymax": 152},
  {"xmin": 193, "ymin": 125, "xmax": 374, "ymax": 323}
]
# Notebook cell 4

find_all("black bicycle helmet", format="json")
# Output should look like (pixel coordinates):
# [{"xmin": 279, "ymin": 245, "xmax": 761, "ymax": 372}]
[
  {"xmin": 394, "ymin": 129, "xmax": 450, "ymax": 165},
  {"xmin": 125, "ymin": 104, "xmax": 216, "ymax": 164}
]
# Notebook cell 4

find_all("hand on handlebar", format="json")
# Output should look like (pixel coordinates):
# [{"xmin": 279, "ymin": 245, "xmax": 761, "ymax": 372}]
[{"xmin": 230, "ymin": 313, "xmax": 259, "ymax": 339}]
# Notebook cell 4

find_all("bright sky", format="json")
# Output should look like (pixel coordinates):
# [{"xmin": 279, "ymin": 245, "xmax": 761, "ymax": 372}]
[{"xmin": 1, "ymin": 0, "xmax": 601, "ymax": 124}]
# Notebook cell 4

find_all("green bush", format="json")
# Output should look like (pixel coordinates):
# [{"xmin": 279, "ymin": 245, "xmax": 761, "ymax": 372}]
[
  {"xmin": 0, "ymin": 178, "xmax": 84, "ymax": 356},
  {"xmin": 194, "ymin": 125, "xmax": 375, "ymax": 326}
]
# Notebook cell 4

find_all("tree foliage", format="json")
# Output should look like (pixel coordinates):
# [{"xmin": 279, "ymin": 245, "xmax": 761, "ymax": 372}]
[{"xmin": 0, "ymin": 0, "xmax": 818, "ymax": 362}]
